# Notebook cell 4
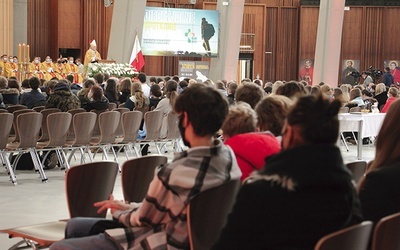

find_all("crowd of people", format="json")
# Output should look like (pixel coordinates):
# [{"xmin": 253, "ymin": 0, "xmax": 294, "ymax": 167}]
[{"xmin": 1, "ymin": 68, "xmax": 399, "ymax": 249}]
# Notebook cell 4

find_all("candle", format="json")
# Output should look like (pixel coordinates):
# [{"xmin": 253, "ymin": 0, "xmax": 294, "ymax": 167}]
[
  {"xmin": 26, "ymin": 45, "xmax": 30, "ymax": 62},
  {"xmin": 22, "ymin": 43, "xmax": 26, "ymax": 63},
  {"xmin": 18, "ymin": 44, "xmax": 22, "ymax": 63}
]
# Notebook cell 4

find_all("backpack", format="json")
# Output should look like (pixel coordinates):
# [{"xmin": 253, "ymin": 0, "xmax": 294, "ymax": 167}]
[{"xmin": 207, "ymin": 23, "xmax": 215, "ymax": 37}]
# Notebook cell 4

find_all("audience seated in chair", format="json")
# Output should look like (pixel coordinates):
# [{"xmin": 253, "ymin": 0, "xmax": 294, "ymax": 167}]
[
  {"xmin": 234, "ymin": 81, "xmax": 265, "ymax": 109},
  {"xmin": 82, "ymin": 85, "xmax": 109, "ymax": 111},
  {"xmin": 154, "ymin": 80, "xmax": 178, "ymax": 139},
  {"xmin": 380, "ymin": 87, "xmax": 398, "ymax": 113},
  {"xmin": 358, "ymin": 99, "xmax": 400, "ymax": 226},
  {"xmin": 222, "ymin": 102, "xmax": 280, "ymax": 180},
  {"xmin": 20, "ymin": 76, "xmax": 46, "ymax": 109},
  {"xmin": 50, "ymin": 83, "xmax": 241, "ymax": 250},
  {"xmin": 45, "ymin": 81, "xmax": 81, "ymax": 112},
  {"xmin": 212, "ymin": 94, "xmax": 363, "ymax": 250},
  {"xmin": 0, "ymin": 76, "xmax": 19, "ymax": 105}
]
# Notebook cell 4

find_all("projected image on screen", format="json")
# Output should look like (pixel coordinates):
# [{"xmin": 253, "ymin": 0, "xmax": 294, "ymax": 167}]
[{"xmin": 142, "ymin": 7, "xmax": 219, "ymax": 58}]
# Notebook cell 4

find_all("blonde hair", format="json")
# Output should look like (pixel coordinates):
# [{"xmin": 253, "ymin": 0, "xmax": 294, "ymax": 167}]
[
  {"xmin": 222, "ymin": 102, "xmax": 257, "ymax": 140},
  {"xmin": 375, "ymin": 83, "xmax": 386, "ymax": 95},
  {"xmin": 131, "ymin": 82, "xmax": 146, "ymax": 108}
]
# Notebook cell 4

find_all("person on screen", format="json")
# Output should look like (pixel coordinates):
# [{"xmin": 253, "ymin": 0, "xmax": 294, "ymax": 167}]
[
  {"xmin": 299, "ymin": 59, "xmax": 314, "ymax": 85},
  {"xmin": 84, "ymin": 39, "xmax": 102, "ymax": 67},
  {"xmin": 201, "ymin": 17, "xmax": 215, "ymax": 57}
]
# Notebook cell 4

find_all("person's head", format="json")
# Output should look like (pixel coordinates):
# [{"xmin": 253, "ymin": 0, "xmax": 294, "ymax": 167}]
[
  {"xmin": 8, "ymin": 55, "xmax": 14, "ymax": 63},
  {"xmin": 320, "ymin": 84, "xmax": 333, "ymax": 97},
  {"xmin": 227, "ymin": 82, "xmax": 238, "ymax": 95},
  {"xmin": 150, "ymin": 84, "xmax": 162, "ymax": 98},
  {"xmin": 66, "ymin": 74, "xmax": 74, "ymax": 84},
  {"xmin": 375, "ymin": 83, "xmax": 386, "ymax": 95},
  {"xmin": 388, "ymin": 87, "xmax": 398, "ymax": 98},
  {"xmin": 90, "ymin": 40, "xmax": 97, "ymax": 51},
  {"xmin": 349, "ymin": 88, "xmax": 361, "ymax": 100},
  {"xmin": 221, "ymin": 102, "xmax": 257, "ymax": 141},
  {"xmin": 75, "ymin": 58, "xmax": 81, "ymax": 65},
  {"xmin": 272, "ymin": 81, "xmax": 284, "ymax": 94},
  {"xmin": 13, "ymin": 56, "xmax": 18, "ymax": 63},
  {"xmin": 137, "ymin": 73, "xmax": 147, "ymax": 84},
  {"xmin": 83, "ymin": 79, "xmax": 95, "ymax": 89},
  {"xmin": 33, "ymin": 57, "xmax": 41, "ymax": 64},
  {"xmin": 369, "ymin": 99, "xmax": 400, "ymax": 172},
  {"xmin": 333, "ymin": 88, "xmax": 343, "ymax": 100},
  {"xmin": 179, "ymin": 80, "xmax": 188, "ymax": 89},
  {"xmin": 275, "ymin": 81, "xmax": 305, "ymax": 100},
  {"xmin": 346, "ymin": 60, "xmax": 353, "ymax": 67},
  {"xmin": 106, "ymin": 78, "xmax": 118, "ymax": 99},
  {"xmin": 68, "ymin": 57, "xmax": 74, "ymax": 64},
  {"xmin": 119, "ymin": 78, "xmax": 132, "ymax": 93},
  {"xmin": 28, "ymin": 76, "xmax": 40, "ymax": 90},
  {"xmin": 304, "ymin": 59, "xmax": 312, "ymax": 68},
  {"xmin": 165, "ymin": 80, "xmax": 178, "ymax": 107},
  {"xmin": 93, "ymin": 73, "xmax": 104, "ymax": 85},
  {"xmin": 281, "ymin": 94, "xmax": 341, "ymax": 150},
  {"xmin": 172, "ymin": 75, "xmax": 180, "ymax": 83},
  {"xmin": 131, "ymin": 81, "xmax": 143, "ymax": 95},
  {"xmin": 21, "ymin": 79, "xmax": 30, "ymax": 89},
  {"xmin": 385, "ymin": 67, "xmax": 391, "ymax": 73},
  {"xmin": 7, "ymin": 79, "xmax": 20, "ymax": 91},
  {"xmin": 88, "ymin": 85, "xmax": 103, "ymax": 101},
  {"xmin": 188, "ymin": 79, "xmax": 197, "ymax": 87},
  {"xmin": 174, "ymin": 84, "xmax": 228, "ymax": 147},
  {"xmin": 235, "ymin": 82, "xmax": 264, "ymax": 109},
  {"xmin": 215, "ymin": 80, "xmax": 225, "ymax": 90},
  {"xmin": 44, "ymin": 79, "xmax": 58, "ymax": 95},
  {"xmin": 0, "ymin": 76, "xmax": 8, "ymax": 89},
  {"xmin": 361, "ymin": 89, "xmax": 373, "ymax": 99},
  {"xmin": 1, "ymin": 54, "xmax": 8, "ymax": 62},
  {"xmin": 256, "ymin": 95, "xmax": 293, "ymax": 136},
  {"xmin": 45, "ymin": 56, "xmax": 52, "ymax": 63}
]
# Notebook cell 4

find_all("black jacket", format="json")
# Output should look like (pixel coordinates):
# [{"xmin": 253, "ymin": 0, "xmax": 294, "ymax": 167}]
[{"xmin": 213, "ymin": 144, "xmax": 363, "ymax": 250}]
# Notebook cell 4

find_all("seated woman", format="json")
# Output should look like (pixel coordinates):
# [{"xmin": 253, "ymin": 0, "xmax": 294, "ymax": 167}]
[
  {"xmin": 83, "ymin": 85, "xmax": 109, "ymax": 111},
  {"xmin": 154, "ymin": 80, "xmax": 178, "ymax": 139},
  {"xmin": 348, "ymin": 88, "xmax": 365, "ymax": 107},
  {"xmin": 358, "ymin": 99, "xmax": 400, "ymax": 225},
  {"xmin": 222, "ymin": 102, "xmax": 280, "ymax": 180},
  {"xmin": 381, "ymin": 87, "xmax": 398, "ymax": 113},
  {"xmin": 77, "ymin": 79, "xmax": 95, "ymax": 107},
  {"xmin": 149, "ymin": 83, "xmax": 163, "ymax": 110},
  {"xmin": 123, "ymin": 82, "xmax": 149, "ymax": 112},
  {"xmin": 117, "ymin": 77, "xmax": 131, "ymax": 104},
  {"xmin": 104, "ymin": 78, "xmax": 120, "ymax": 106}
]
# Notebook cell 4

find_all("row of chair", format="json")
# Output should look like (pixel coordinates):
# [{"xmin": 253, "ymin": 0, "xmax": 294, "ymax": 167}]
[
  {"xmin": 0, "ymin": 156, "xmax": 242, "ymax": 250},
  {"xmin": 315, "ymin": 211, "xmax": 400, "ymax": 250},
  {"xmin": 0, "ymin": 107, "xmax": 182, "ymax": 185}
]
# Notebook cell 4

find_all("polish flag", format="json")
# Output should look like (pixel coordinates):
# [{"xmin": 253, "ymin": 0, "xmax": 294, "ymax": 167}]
[{"xmin": 130, "ymin": 35, "xmax": 145, "ymax": 71}]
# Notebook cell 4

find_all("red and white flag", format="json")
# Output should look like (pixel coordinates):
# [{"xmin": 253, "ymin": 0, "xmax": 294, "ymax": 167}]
[{"xmin": 130, "ymin": 35, "xmax": 145, "ymax": 71}]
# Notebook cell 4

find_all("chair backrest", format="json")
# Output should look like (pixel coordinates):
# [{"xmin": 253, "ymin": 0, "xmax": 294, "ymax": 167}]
[
  {"xmin": 67, "ymin": 108, "xmax": 86, "ymax": 140},
  {"xmin": 339, "ymin": 107, "xmax": 349, "ymax": 113},
  {"xmin": 0, "ymin": 113, "xmax": 13, "ymax": 149},
  {"xmin": 65, "ymin": 161, "xmax": 119, "ymax": 218},
  {"xmin": 90, "ymin": 109, "xmax": 108, "ymax": 137},
  {"xmin": 187, "ymin": 179, "xmax": 242, "ymax": 250},
  {"xmin": 46, "ymin": 112, "xmax": 72, "ymax": 147},
  {"xmin": 143, "ymin": 110, "xmax": 163, "ymax": 141},
  {"xmin": 32, "ymin": 106, "xmax": 45, "ymax": 112},
  {"xmin": 98, "ymin": 111, "xmax": 120, "ymax": 144},
  {"xmin": 17, "ymin": 112, "xmax": 43, "ymax": 148},
  {"xmin": 39, "ymin": 108, "xmax": 61, "ymax": 141},
  {"xmin": 7, "ymin": 104, "xmax": 27, "ymax": 113},
  {"xmin": 122, "ymin": 155, "xmax": 168, "ymax": 203},
  {"xmin": 350, "ymin": 107, "xmax": 362, "ymax": 113},
  {"xmin": 12, "ymin": 109, "xmax": 35, "ymax": 142},
  {"xmin": 314, "ymin": 221, "xmax": 373, "ymax": 250},
  {"xmin": 372, "ymin": 212, "xmax": 400, "ymax": 250},
  {"xmin": 71, "ymin": 112, "xmax": 97, "ymax": 146},
  {"xmin": 108, "ymin": 102, "xmax": 117, "ymax": 111},
  {"xmin": 0, "ymin": 109, "xmax": 8, "ymax": 113},
  {"xmin": 346, "ymin": 161, "xmax": 367, "ymax": 184},
  {"xmin": 121, "ymin": 111, "xmax": 143, "ymax": 142},
  {"xmin": 164, "ymin": 112, "xmax": 181, "ymax": 140},
  {"xmin": 113, "ymin": 107, "xmax": 130, "ymax": 137}
]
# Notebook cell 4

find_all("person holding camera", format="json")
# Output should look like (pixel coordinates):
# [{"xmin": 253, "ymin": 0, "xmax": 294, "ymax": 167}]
[
  {"xmin": 382, "ymin": 67, "xmax": 394, "ymax": 87},
  {"xmin": 362, "ymin": 71, "xmax": 374, "ymax": 88}
]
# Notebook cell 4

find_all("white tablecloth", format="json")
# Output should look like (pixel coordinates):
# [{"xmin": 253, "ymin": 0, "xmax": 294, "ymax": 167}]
[{"xmin": 339, "ymin": 113, "xmax": 386, "ymax": 138}]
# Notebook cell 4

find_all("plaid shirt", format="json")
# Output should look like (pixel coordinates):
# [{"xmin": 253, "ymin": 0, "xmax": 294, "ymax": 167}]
[{"xmin": 106, "ymin": 139, "xmax": 241, "ymax": 250}]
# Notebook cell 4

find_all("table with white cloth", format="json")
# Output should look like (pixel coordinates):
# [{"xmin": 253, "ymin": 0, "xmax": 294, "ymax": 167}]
[{"xmin": 339, "ymin": 113, "xmax": 386, "ymax": 159}]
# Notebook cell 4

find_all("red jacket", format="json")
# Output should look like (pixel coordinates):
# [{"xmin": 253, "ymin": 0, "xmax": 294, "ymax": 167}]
[
  {"xmin": 225, "ymin": 132, "xmax": 281, "ymax": 180},
  {"xmin": 381, "ymin": 97, "xmax": 397, "ymax": 113}
]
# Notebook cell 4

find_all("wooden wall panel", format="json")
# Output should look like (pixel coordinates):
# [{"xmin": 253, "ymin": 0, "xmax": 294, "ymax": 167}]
[
  {"xmin": 382, "ymin": 7, "xmax": 400, "ymax": 62},
  {"xmin": 27, "ymin": 0, "xmax": 51, "ymax": 61},
  {"xmin": 264, "ymin": 7, "xmax": 278, "ymax": 81},
  {"xmin": 362, "ymin": 7, "xmax": 383, "ymax": 70},
  {"xmin": 298, "ymin": 7, "xmax": 318, "ymax": 62},
  {"xmin": 58, "ymin": 0, "xmax": 81, "ymax": 49},
  {"xmin": 341, "ymin": 7, "xmax": 363, "ymax": 59},
  {"xmin": 276, "ymin": 7, "xmax": 299, "ymax": 81}
]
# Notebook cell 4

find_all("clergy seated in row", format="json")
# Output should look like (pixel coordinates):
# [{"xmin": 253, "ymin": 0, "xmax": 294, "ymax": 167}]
[
  {"xmin": 42, "ymin": 56, "xmax": 60, "ymax": 81},
  {"xmin": 65, "ymin": 56, "xmax": 83, "ymax": 84},
  {"xmin": 0, "ymin": 55, "xmax": 19, "ymax": 79}
]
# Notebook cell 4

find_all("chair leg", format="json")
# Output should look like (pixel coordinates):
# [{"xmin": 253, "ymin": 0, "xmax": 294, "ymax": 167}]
[
  {"xmin": 340, "ymin": 133, "xmax": 349, "ymax": 152},
  {"xmin": 1, "ymin": 151, "xmax": 18, "ymax": 185},
  {"xmin": 29, "ymin": 148, "xmax": 48, "ymax": 182},
  {"xmin": 86, "ymin": 146, "xmax": 94, "ymax": 162},
  {"xmin": 101, "ymin": 146, "xmax": 109, "ymax": 160}
]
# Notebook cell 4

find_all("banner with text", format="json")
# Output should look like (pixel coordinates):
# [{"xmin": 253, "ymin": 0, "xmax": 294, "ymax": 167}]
[{"xmin": 178, "ymin": 61, "xmax": 210, "ymax": 82}]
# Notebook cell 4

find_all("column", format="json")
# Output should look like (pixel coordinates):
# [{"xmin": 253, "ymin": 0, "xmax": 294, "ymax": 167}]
[
  {"xmin": 313, "ymin": 0, "xmax": 346, "ymax": 87},
  {"xmin": 209, "ymin": 0, "xmax": 245, "ymax": 82},
  {"xmin": 13, "ymin": 0, "xmax": 28, "ymax": 56},
  {"xmin": 107, "ymin": 0, "xmax": 146, "ymax": 63},
  {"xmin": 0, "ymin": 0, "xmax": 13, "ymax": 55}
]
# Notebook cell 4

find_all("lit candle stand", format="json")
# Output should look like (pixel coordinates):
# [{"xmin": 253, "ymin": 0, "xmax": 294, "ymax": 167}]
[{"xmin": 17, "ymin": 43, "xmax": 30, "ymax": 82}]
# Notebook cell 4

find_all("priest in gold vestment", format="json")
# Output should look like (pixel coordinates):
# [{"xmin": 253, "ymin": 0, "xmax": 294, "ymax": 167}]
[{"xmin": 84, "ymin": 40, "xmax": 102, "ymax": 67}]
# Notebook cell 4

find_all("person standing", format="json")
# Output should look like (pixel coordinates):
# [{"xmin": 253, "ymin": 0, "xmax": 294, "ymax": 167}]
[
  {"xmin": 201, "ymin": 17, "xmax": 215, "ymax": 57},
  {"xmin": 382, "ymin": 67, "xmax": 394, "ymax": 87},
  {"xmin": 84, "ymin": 40, "xmax": 102, "ymax": 67}
]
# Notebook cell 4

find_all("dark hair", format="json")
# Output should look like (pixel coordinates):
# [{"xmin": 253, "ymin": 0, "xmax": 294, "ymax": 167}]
[
  {"xmin": 235, "ymin": 82, "xmax": 264, "ymax": 109},
  {"xmin": 149, "ymin": 76, "xmax": 157, "ymax": 83},
  {"xmin": 174, "ymin": 84, "xmax": 228, "ymax": 136},
  {"xmin": 29, "ymin": 76, "xmax": 41, "ymax": 90},
  {"xmin": 66, "ymin": 74, "xmax": 74, "ymax": 83},
  {"xmin": 21, "ymin": 79, "xmax": 30, "ymax": 89},
  {"xmin": 7, "ymin": 79, "xmax": 20, "ymax": 90},
  {"xmin": 287, "ymin": 94, "xmax": 341, "ymax": 144},
  {"xmin": 137, "ymin": 73, "xmax": 147, "ymax": 83},
  {"xmin": 179, "ymin": 80, "xmax": 188, "ymax": 89},
  {"xmin": 84, "ymin": 79, "xmax": 95, "ymax": 89},
  {"xmin": 276, "ymin": 81, "xmax": 305, "ymax": 99},
  {"xmin": 93, "ymin": 73, "xmax": 104, "ymax": 84},
  {"xmin": 91, "ymin": 85, "xmax": 104, "ymax": 101},
  {"xmin": 119, "ymin": 78, "xmax": 132, "ymax": 93},
  {"xmin": 106, "ymin": 78, "xmax": 119, "ymax": 100},
  {"xmin": 150, "ymin": 84, "xmax": 162, "ymax": 97},
  {"xmin": 172, "ymin": 75, "xmax": 180, "ymax": 83}
]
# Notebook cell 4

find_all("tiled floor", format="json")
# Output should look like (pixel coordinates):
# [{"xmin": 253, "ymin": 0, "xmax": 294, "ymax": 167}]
[{"xmin": 0, "ymin": 142, "xmax": 375, "ymax": 249}]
